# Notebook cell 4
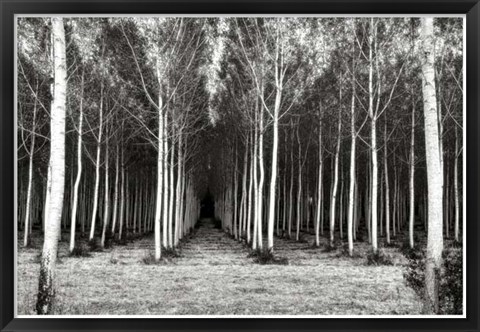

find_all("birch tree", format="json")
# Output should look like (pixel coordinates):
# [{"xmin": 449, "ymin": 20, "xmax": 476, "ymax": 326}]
[
  {"xmin": 420, "ymin": 17, "xmax": 444, "ymax": 314},
  {"xmin": 36, "ymin": 17, "xmax": 67, "ymax": 314}
]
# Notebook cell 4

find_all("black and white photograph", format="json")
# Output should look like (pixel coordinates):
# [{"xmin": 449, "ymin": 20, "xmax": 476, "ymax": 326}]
[{"xmin": 15, "ymin": 14, "xmax": 465, "ymax": 317}]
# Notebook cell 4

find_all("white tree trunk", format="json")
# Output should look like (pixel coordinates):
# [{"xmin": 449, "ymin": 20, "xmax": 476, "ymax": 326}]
[
  {"xmin": 118, "ymin": 141, "xmax": 125, "ymax": 241},
  {"xmin": 154, "ymin": 93, "xmax": 164, "ymax": 260},
  {"xmin": 179, "ymin": 147, "xmax": 186, "ymax": 237},
  {"xmin": 421, "ymin": 17, "xmax": 444, "ymax": 314},
  {"xmin": 352, "ymin": 188, "xmax": 356, "ymax": 239},
  {"xmin": 174, "ymin": 131, "xmax": 183, "ymax": 246},
  {"xmin": 101, "ymin": 133, "xmax": 110, "ymax": 248},
  {"xmin": 24, "ymin": 94, "xmax": 37, "ymax": 247},
  {"xmin": 444, "ymin": 165, "xmax": 450, "ymax": 238},
  {"xmin": 252, "ymin": 118, "xmax": 259, "ymax": 250},
  {"xmin": 282, "ymin": 134, "xmax": 288, "ymax": 235},
  {"xmin": 233, "ymin": 144, "xmax": 239, "ymax": 239},
  {"xmin": 257, "ymin": 98, "xmax": 265, "ymax": 250},
  {"xmin": 124, "ymin": 174, "xmax": 130, "ymax": 234},
  {"xmin": 36, "ymin": 17, "xmax": 66, "ymax": 314},
  {"xmin": 392, "ymin": 163, "xmax": 398, "ymax": 238},
  {"xmin": 368, "ymin": 18, "xmax": 379, "ymax": 254},
  {"xmin": 111, "ymin": 144, "xmax": 120, "ymax": 236},
  {"xmin": 247, "ymin": 130, "xmax": 254, "ymax": 244},
  {"xmin": 69, "ymin": 71, "xmax": 84, "ymax": 252},
  {"xmin": 133, "ymin": 180, "xmax": 139, "ymax": 234},
  {"xmin": 81, "ymin": 180, "xmax": 86, "ymax": 235},
  {"xmin": 168, "ymin": 124, "xmax": 175, "ymax": 248},
  {"xmin": 288, "ymin": 129, "xmax": 294, "ymax": 239},
  {"xmin": 384, "ymin": 124, "xmax": 391, "ymax": 245},
  {"xmin": 409, "ymin": 101, "xmax": 416, "ymax": 248},
  {"xmin": 43, "ymin": 161, "xmax": 52, "ymax": 234},
  {"xmin": 267, "ymin": 84, "xmax": 281, "ymax": 252},
  {"xmin": 330, "ymin": 105, "xmax": 342, "ymax": 247},
  {"xmin": 257, "ymin": 101, "xmax": 265, "ymax": 250},
  {"xmin": 162, "ymin": 104, "xmax": 169, "ymax": 248},
  {"xmin": 454, "ymin": 125, "xmax": 460, "ymax": 242},
  {"xmin": 347, "ymin": 72, "xmax": 356, "ymax": 256},
  {"xmin": 282, "ymin": 148, "xmax": 288, "ymax": 234},
  {"xmin": 88, "ymin": 84, "xmax": 103, "ymax": 241},
  {"xmin": 339, "ymin": 165, "xmax": 344, "ymax": 239},
  {"xmin": 240, "ymin": 139, "xmax": 248, "ymax": 239},
  {"xmin": 296, "ymin": 127, "xmax": 302, "ymax": 242}
]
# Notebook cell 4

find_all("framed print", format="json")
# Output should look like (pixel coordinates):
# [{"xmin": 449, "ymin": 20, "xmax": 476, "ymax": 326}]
[{"xmin": 1, "ymin": 0, "xmax": 479, "ymax": 331}]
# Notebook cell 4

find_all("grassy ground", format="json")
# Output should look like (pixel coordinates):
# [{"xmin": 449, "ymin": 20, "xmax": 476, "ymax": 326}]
[{"xmin": 17, "ymin": 220, "xmax": 423, "ymax": 316}]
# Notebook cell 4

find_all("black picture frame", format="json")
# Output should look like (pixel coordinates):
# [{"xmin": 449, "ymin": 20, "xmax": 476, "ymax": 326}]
[{"xmin": 1, "ymin": 0, "xmax": 479, "ymax": 331}]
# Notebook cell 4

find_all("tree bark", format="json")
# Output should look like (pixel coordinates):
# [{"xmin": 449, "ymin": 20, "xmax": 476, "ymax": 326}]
[
  {"xmin": 454, "ymin": 125, "xmax": 460, "ymax": 242},
  {"xmin": 296, "ymin": 125, "xmax": 302, "ymax": 242},
  {"xmin": 36, "ymin": 17, "xmax": 67, "ymax": 314},
  {"xmin": 384, "ymin": 121, "xmax": 391, "ymax": 245},
  {"xmin": 347, "ymin": 61, "xmax": 356, "ymax": 256},
  {"xmin": 111, "ymin": 143, "xmax": 120, "ymax": 236},
  {"xmin": 420, "ymin": 17, "xmax": 444, "ymax": 314},
  {"xmin": 162, "ymin": 102, "xmax": 169, "ymax": 248},
  {"xmin": 154, "ymin": 89, "xmax": 164, "ymax": 260},
  {"xmin": 69, "ymin": 71, "xmax": 84, "ymax": 252},
  {"xmin": 241, "ymin": 139, "xmax": 248, "ymax": 239},
  {"xmin": 168, "ymin": 121, "xmax": 175, "ymax": 248},
  {"xmin": 247, "ymin": 130, "xmax": 254, "ymax": 244},
  {"xmin": 266, "ymin": 32, "xmax": 283, "ymax": 252},
  {"xmin": 368, "ymin": 18, "xmax": 379, "ymax": 254},
  {"xmin": 174, "ymin": 131, "xmax": 183, "ymax": 246},
  {"xmin": 233, "ymin": 143, "xmax": 239, "ymax": 239},
  {"xmin": 252, "ymin": 105, "xmax": 259, "ymax": 250},
  {"xmin": 315, "ymin": 115, "xmax": 323, "ymax": 247},
  {"xmin": 257, "ymin": 96, "xmax": 265, "ymax": 250},
  {"xmin": 23, "ymin": 89, "xmax": 37, "ymax": 247},
  {"xmin": 118, "ymin": 138, "xmax": 125, "ymax": 241},
  {"xmin": 330, "ymin": 91, "xmax": 342, "ymax": 247},
  {"xmin": 288, "ymin": 125, "xmax": 294, "ymax": 239},
  {"xmin": 88, "ymin": 83, "xmax": 103, "ymax": 241},
  {"xmin": 100, "ymin": 130, "xmax": 110, "ymax": 248},
  {"xmin": 409, "ymin": 99, "xmax": 416, "ymax": 248}
]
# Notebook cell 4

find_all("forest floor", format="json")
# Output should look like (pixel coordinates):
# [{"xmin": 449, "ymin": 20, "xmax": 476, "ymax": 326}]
[{"xmin": 17, "ymin": 219, "xmax": 423, "ymax": 316}]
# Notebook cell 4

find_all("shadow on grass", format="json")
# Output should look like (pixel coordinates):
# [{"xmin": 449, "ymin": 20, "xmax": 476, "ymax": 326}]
[
  {"xmin": 335, "ymin": 244, "xmax": 363, "ymax": 259},
  {"xmin": 141, "ymin": 249, "xmax": 181, "ymax": 265},
  {"xmin": 68, "ymin": 244, "xmax": 92, "ymax": 258},
  {"xmin": 88, "ymin": 239, "xmax": 104, "ymax": 252},
  {"xmin": 248, "ymin": 249, "xmax": 289, "ymax": 265},
  {"xmin": 320, "ymin": 239, "xmax": 344, "ymax": 253},
  {"xmin": 365, "ymin": 248, "xmax": 395, "ymax": 266},
  {"xmin": 399, "ymin": 241, "xmax": 425, "ymax": 260},
  {"xmin": 162, "ymin": 247, "xmax": 182, "ymax": 258}
]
